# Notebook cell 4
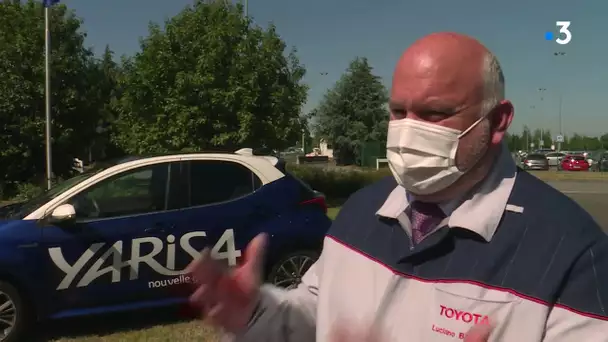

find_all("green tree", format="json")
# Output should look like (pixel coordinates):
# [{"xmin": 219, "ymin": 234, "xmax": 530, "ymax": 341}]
[
  {"xmin": 599, "ymin": 133, "xmax": 608, "ymax": 149},
  {"xmin": 0, "ymin": 0, "xmax": 101, "ymax": 193},
  {"xmin": 87, "ymin": 45, "xmax": 124, "ymax": 162},
  {"xmin": 564, "ymin": 134, "xmax": 601, "ymax": 151},
  {"xmin": 505, "ymin": 132, "xmax": 522, "ymax": 151},
  {"xmin": 312, "ymin": 57, "xmax": 388, "ymax": 165},
  {"xmin": 542, "ymin": 129, "xmax": 552, "ymax": 149},
  {"xmin": 112, "ymin": 0, "xmax": 308, "ymax": 154},
  {"xmin": 521, "ymin": 125, "xmax": 532, "ymax": 151},
  {"xmin": 531, "ymin": 129, "xmax": 552, "ymax": 149}
]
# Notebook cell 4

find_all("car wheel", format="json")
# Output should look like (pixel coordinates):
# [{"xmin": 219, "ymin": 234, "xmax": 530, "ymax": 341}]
[
  {"xmin": 267, "ymin": 250, "xmax": 319, "ymax": 290},
  {"xmin": 0, "ymin": 281, "xmax": 30, "ymax": 342}
]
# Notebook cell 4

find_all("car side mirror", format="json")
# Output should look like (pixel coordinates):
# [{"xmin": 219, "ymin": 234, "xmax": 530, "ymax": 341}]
[{"xmin": 48, "ymin": 204, "xmax": 76, "ymax": 225}]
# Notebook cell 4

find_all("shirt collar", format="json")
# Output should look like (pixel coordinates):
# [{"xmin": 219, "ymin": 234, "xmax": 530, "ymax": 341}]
[{"xmin": 376, "ymin": 142, "xmax": 517, "ymax": 241}]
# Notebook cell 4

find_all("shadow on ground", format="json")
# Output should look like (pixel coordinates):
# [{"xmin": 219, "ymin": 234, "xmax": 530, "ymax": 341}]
[{"xmin": 30, "ymin": 306, "xmax": 194, "ymax": 341}]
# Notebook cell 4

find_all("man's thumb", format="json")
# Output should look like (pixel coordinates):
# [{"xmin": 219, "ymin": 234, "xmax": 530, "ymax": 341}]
[
  {"xmin": 464, "ymin": 324, "xmax": 492, "ymax": 342},
  {"xmin": 242, "ymin": 233, "xmax": 267, "ymax": 277}
]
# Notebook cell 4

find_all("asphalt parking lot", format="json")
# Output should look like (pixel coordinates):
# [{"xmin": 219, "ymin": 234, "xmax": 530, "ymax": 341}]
[{"xmin": 548, "ymin": 180, "xmax": 608, "ymax": 232}]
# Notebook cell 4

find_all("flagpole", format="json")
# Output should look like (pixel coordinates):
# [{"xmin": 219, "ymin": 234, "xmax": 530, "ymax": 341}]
[{"xmin": 44, "ymin": 5, "xmax": 52, "ymax": 190}]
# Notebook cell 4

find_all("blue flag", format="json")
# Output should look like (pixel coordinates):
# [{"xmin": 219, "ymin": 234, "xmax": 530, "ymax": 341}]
[{"xmin": 43, "ymin": 0, "xmax": 60, "ymax": 7}]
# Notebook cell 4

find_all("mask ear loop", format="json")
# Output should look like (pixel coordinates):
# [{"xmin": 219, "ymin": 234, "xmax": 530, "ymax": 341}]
[{"xmin": 457, "ymin": 112, "xmax": 489, "ymax": 139}]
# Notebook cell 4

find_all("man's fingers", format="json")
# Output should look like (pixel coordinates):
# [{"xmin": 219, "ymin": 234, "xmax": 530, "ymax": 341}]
[
  {"xmin": 464, "ymin": 324, "xmax": 493, "ymax": 342},
  {"xmin": 329, "ymin": 325, "xmax": 352, "ymax": 342},
  {"xmin": 184, "ymin": 248, "xmax": 210, "ymax": 274},
  {"xmin": 189, "ymin": 284, "xmax": 211, "ymax": 307},
  {"xmin": 241, "ymin": 233, "xmax": 267, "ymax": 279},
  {"xmin": 186, "ymin": 248, "xmax": 226, "ymax": 285},
  {"xmin": 204, "ymin": 302, "xmax": 226, "ymax": 326}
]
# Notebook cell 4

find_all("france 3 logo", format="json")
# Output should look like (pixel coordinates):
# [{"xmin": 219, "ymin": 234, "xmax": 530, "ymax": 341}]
[{"xmin": 545, "ymin": 21, "xmax": 572, "ymax": 45}]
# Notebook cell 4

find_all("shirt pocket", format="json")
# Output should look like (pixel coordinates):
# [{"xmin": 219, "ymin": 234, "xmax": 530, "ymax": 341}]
[{"xmin": 425, "ymin": 282, "xmax": 523, "ymax": 341}]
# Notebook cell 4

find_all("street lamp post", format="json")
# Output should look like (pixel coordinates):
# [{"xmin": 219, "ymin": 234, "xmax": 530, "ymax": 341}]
[
  {"xmin": 537, "ymin": 88, "xmax": 547, "ymax": 148},
  {"xmin": 554, "ymin": 51, "xmax": 566, "ymax": 151},
  {"xmin": 528, "ymin": 106, "xmax": 536, "ymax": 151},
  {"xmin": 558, "ymin": 94, "xmax": 563, "ymax": 151},
  {"xmin": 44, "ymin": 5, "xmax": 53, "ymax": 190}
]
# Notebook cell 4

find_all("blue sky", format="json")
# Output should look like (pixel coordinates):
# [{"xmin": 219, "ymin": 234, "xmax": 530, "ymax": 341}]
[{"xmin": 60, "ymin": 0, "xmax": 606, "ymax": 137}]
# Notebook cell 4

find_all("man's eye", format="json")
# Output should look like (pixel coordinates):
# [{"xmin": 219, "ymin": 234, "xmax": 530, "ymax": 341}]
[
  {"xmin": 391, "ymin": 110, "xmax": 406, "ymax": 119},
  {"xmin": 419, "ymin": 111, "xmax": 450, "ymax": 122}
]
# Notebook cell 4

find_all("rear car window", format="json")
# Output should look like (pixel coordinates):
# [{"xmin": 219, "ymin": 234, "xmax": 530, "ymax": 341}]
[
  {"xmin": 571, "ymin": 156, "xmax": 586, "ymax": 161},
  {"xmin": 188, "ymin": 160, "xmax": 261, "ymax": 206},
  {"xmin": 527, "ymin": 154, "xmax": 547, "ymax": 160}
]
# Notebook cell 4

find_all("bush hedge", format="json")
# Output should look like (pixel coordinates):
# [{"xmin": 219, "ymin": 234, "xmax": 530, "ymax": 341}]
[{"xmin": 288, "ymin": 165, "xmax": 391, "ymax": 206}]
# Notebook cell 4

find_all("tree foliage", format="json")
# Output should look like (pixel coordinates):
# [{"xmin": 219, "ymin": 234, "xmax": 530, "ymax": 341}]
[
  {"xmin": 0, "ymin": 0, "xmax": 101, "ymax": 193},
  {"xmin": 112, "ymin": 0, "xmax": 308, "ymax": 154},
  {"xmin": 312, "ymin": 57, "xmax": 388, "ymax": 165},
  {"xmin": 88, "ymin": 45, "xmax": 124, "ymax": 161},
  {"xmin": 507, "ymin": 129, "xmax": 608, "ymax": 152}
]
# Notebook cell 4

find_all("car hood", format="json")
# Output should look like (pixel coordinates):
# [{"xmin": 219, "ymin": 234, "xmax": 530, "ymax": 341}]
[
  {"xmin": 0, "ymin": 219, "xmax": 24, "ymax": 234},
  {"xmin": 0, "ymin": 219, "xmax": 20, "ymax": 226}
]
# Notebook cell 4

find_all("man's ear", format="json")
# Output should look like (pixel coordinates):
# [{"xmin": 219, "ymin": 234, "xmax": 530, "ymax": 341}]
[{"xmin": 490, "ymin": 100, "xmax": 514, "ymax": 145}]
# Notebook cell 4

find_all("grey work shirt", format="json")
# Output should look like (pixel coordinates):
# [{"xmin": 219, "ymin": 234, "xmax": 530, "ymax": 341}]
[{"xmin": 224, "ymin": 143, "xmax": 608, "ymax": 342}]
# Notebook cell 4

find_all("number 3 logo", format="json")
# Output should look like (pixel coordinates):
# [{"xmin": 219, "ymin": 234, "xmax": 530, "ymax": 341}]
[{"xmin": 555, "ymin": 21, "xmax": 572, "ymax": 45}]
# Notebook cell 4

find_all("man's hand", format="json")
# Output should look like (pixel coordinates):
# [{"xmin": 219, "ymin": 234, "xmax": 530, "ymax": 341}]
[
  {"xmin": 186, "ymin": 233, "xmax": 267, "ymax": 334},
  {"xmin": 464, "ymin": 324, "xmax": 493, "ymax": 341}
]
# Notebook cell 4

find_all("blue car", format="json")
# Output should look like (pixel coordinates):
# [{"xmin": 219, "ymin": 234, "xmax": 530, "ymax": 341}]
[{"xmin": 0, "ymin": 149, "xmax": 331, "ymax": 341}]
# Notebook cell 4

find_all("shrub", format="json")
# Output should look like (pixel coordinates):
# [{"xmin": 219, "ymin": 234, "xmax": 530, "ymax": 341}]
[
  {"xmin": 288, "ymin": 165, "xmax": 392, "ymax": 205},
  {"xmin": 13, "ymin": 182, "xmax": 44, "ymax": 201}
]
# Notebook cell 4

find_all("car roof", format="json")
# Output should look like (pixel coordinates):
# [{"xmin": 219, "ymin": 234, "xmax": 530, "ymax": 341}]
[
  {"xmin": 25, "ymin": 149, "xmax": 286, "ymax": 220},
  {"xmin": 90, "ymin": 148, "xmax": 281, "ymax": 170},
  {"xmin": 108, "ymin": 149, "xmax": 283, "ymax": 177}
]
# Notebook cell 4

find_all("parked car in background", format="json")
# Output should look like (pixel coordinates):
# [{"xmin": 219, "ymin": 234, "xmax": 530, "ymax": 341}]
[
  {"xmin": 534, "ymin": 148, "xmax": 554, "ymax": 155},
  {"xmin": 522, "ymin": 153, "xmax": 550, "ymax": 170},
  {"xmin": 591, "ymin": 151, "xmax": 608, "ymax": 172},
  {"xmin": 584, "ymin": 152, "xmax": 595, "ymax": 167},
  {"xmin": 559, "ymin": 154, "xmax": 590, "ymax": 171},
  {"xmin": 0, "ymin": 149, "xmax": 331, "ymax": 341},
  {"xmin": 545, "ymin": 152, "xmax": 566, "ymax": 167}
]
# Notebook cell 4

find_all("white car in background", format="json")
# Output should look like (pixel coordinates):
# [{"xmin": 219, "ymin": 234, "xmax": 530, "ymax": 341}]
[{"xmin": 545, "ymin": 152, "xmax": 566, "ymax": 167}]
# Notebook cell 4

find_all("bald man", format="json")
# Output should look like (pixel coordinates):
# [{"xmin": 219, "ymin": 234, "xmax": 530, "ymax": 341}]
[{"xmin": 186, "ymin": 33, "xmax": 608, "ymax": 341}]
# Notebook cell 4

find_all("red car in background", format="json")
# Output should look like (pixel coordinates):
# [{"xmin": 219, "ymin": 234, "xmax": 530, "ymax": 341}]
[{"xmin": 559, "ymin": 154, "xmax": 590, "ymax": 171}]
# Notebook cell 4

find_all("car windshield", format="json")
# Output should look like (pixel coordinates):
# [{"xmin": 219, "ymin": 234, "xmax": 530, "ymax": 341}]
[
  {"xmin": 2, "ymin": 172, "xmax": 97, "ymax": 220},
  {"xmin": 527, "ymin": 154, "xmax": 546, "ymax": 160}
]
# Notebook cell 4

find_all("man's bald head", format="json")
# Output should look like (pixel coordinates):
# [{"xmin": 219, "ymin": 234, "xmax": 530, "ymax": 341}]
[
  {"xmin": 391, "ymin": 32, "xmax": 504, "ymax": 120},
  {"xmin": 389, "ymin": 32, "xmax": 513, "ymax": 202}
]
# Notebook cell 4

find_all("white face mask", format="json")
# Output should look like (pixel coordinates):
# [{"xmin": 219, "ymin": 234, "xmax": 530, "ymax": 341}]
[{"xmin": 386, "ymin": 115, "xmax": 487, "ymax": 195}]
